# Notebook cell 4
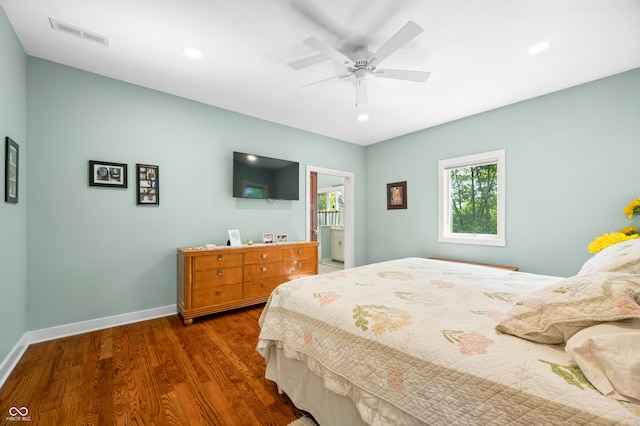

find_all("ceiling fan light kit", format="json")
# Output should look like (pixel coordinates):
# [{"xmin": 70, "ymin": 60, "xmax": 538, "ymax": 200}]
[{"xmin": 302, "ymin": 20, "xmax": 431, "ymax": 106}]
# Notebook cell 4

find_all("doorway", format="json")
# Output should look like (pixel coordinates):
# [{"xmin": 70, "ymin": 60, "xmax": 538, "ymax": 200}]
[{"xmin": 306, "ymin": 165, "xmax": 355, "ymax": 269}]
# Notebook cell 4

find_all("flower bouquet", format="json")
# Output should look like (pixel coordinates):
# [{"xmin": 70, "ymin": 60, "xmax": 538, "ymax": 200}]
[{"xmin": 587, "ymin": 197, "xmax": 640, "ymax": 253}]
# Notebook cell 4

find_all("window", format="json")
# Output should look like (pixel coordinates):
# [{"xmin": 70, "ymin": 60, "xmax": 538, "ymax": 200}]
[
  {"xmin": 438, "ymin": 150, "xmax": 505, "ymax": 246},
  {"xmin": 317, "ymin": 188, "xmax": 343, "ymax": 226}
]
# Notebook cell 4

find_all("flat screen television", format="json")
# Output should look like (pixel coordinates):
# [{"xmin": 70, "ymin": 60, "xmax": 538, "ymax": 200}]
[{"xmin": 233, "ymin": 151, "xmax": 300, "ymax": 200}]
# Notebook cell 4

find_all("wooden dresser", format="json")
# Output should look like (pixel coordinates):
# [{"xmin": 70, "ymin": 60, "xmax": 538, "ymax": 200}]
[{"xmin": 177, "ymin": 241, "xmax": 318, "ymax": 325}]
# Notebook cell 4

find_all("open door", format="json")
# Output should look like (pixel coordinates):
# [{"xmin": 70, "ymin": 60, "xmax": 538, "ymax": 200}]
[
  {"xmin": 310, "ymin": 171, "xmax": 318, "ymax": 242},
  {"xmin": 306, "ymin": 165, "xmax": 355, "ymax": 269}
]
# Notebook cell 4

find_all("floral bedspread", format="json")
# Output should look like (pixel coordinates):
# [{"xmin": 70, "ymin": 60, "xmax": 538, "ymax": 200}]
[{"xmin": 257, "ymin": 258, "xmax": 640, "ymax": 425}]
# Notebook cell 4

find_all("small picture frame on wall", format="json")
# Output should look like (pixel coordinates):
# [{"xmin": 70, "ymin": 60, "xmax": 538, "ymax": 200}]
[
  {"xmin": 276, "ymin": 234, "xmax": 288, "ymax": 243},
  {"xmin": 387, "ymin": 181, "xmax": 407, "ymax": 210},
  {"xmin": 136, "ymin": 164, "xmax": 159, "ymax": 205},
  {"xmin": 5, "ymin": 137, "xmax": 18, "ymax": 204},
  {"xmin": 263, "ymin": 233, "xmax": 274, "ymax": 244},
  {"xmin": 89, "ymin": 160, "xmax": 127, "ymax": 188}
]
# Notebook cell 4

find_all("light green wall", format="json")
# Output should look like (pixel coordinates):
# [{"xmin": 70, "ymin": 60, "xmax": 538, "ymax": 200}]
[
  {"xmin": 2, "ymin": 5, "xmax": 639, "ymax": 345},
  {"xmin": 0, "ymin": 8, "xmax": 27, "ymax": 367},
  {"xmin": 365, "ymin": 68, "xmax": 640, "ymax": 277},
  {"xmin": 26, "ymin": 57, "xmax": 365, "ymax": 330}
]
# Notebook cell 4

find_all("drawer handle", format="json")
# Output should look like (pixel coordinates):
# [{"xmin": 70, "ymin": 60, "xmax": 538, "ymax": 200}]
[
  {"xmin": 262, "ymin": 267, "xmax": 267, "ymax": 272},
  {"xmin": 297, "ymin": 262, "xmax": 302, "ymax": 267},
  {"xmin": 297, "ymin": 250, "xmax": 303, "ymax": 255},
  {"xmin": 217, "ymin": 270, "xmax": 223, "ymax": 276},
  {"xmin": 217, "ymin": 255, "xmax": 223, "ymax": 261},
  {"xmin": 261, "ymin": 283, "xmax": 266, "ymax": 288},
  {"xmin": 261, "ymin": 253, "xmax": 267, "ymax": 259},
  {"xmin": 216, "ymin": 290, "xmax": 222, "ymax": 296}
]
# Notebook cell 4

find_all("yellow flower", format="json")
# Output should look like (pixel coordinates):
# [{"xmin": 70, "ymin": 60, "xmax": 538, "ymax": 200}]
[
  {"xmin": 587, "ymin": 232, "xmax": 640, "ymax": 253},
  {"xmin": 619, "ymin": 226, "xmax": 639, "ymax": 236},
  {"xmin": 623, "ymin": 197, "xmax": 640, "ymax": 220}
]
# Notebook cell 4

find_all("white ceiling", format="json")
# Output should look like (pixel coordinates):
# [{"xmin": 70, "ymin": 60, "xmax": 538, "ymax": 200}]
[{"xmin": 2, "ymin": 0, "xmax": 640, "ymax": 146}]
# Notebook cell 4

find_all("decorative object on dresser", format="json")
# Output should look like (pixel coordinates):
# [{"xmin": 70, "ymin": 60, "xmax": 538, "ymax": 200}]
[
  {"xmin": 5, "ymin": 137, "xmax": 18, "ymax": 203},
  {"xmin": 177, "ymin": 241, "xmax": 319, "ymax": 325},
  {"xmin": 136, "ymin": 163, "xmax": 159, "ymax": 205},
  {"xmin": 228, "ymin": 229, "xmax": 242, "ymax": 247},
  {"xmin": 88, "ymin": 160, "xmax": 127, "ymax": 188}
]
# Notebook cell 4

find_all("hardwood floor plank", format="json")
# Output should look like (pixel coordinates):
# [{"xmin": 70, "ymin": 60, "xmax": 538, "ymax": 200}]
[
  {"xmin": 153, "ymin": 391, "xmax": 186, "ymax": 425},
  {"xmin": 0, "ymin": 305, "xmax": 302, "ymax": 425}
]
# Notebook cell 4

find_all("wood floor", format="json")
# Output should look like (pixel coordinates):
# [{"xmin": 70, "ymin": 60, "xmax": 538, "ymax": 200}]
[{"xmin": 0, "ymin": 305, "xmax": 303, "ymax": 425}]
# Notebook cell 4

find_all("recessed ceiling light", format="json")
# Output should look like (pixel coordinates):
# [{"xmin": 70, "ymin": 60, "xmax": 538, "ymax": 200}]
[
  {"xmin": 358, "ymin": 113, "xmax": 369, "ymax": 122},
  {"xmin": 528, "ymin": 41, "xmax": 550, "ymax": 55},
  {"xmin": 183, "ymin": 47, "xmax": 202, "ymax": 59}
]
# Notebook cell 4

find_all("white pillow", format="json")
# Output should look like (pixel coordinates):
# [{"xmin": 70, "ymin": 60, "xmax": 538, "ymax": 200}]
[
  {"xmin": 579, "ymin": 239, "xmax": 640, "ymax": 275},
  {"xmin": 565, "ymin": 318, "xmax": 640, "ymax": 402}
]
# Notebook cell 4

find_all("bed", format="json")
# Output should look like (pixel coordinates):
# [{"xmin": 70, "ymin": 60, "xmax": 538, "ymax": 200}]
[{"xmin": 257, "ymin": 245, "xmax": 640, "ymax": 425}]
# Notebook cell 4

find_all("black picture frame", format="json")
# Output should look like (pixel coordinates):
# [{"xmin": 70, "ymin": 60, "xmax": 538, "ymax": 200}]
[
  {"xmin": 136, "ymin": 164, "xmax": 159, "ymax": 205},
  {"xmin": 89, "ymin": 160, "xmax": 128, "ymax": 188},
  {"xmin": 387, "ymin": 181, "xmax": 407, "ymax": 210},
  {"xmin": 5, "ymin": 137, "xmax": 18, "ymax": 203}
]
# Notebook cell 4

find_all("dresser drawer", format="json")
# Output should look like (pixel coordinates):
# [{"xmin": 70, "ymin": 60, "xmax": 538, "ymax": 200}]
[
  {"xmin": 284, "ymin": 258, "xmax": 316, "ymax": 278},
  {"xmin": 244, "ymin": 249, "xmax": 282, "ymax": 265},
  {"xmin": 244, "ymin": 276, "xmax": 283, "ymax": 299},
  {"xmin": 194, "ymin": 266, "xmax": 243, "ymax": 289},
  {"xmin": 244, "ymin": 262, "xmax": 283, "ymax": 282},
  {"xmin": 282, "ymin": 246, "xmax": 316, "ymax": 260},
  {"xmin": 192, "ymin": 283, "xmax": 243, "ymax": 308},
  {"xmin": 194, "ymin": 253, "xmax": 243, "ymax": 271}
]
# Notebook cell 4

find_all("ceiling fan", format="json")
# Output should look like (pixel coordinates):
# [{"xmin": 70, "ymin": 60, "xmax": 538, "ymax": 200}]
[{"xmin": 302, "ymin": 20, "xmax": 431, "ymax": 106}]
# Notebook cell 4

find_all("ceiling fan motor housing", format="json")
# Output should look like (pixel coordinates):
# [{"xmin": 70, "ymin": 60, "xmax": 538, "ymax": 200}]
[{"xmin": 352, "ymin": 46, "xmax": 374, "ymax": 71}]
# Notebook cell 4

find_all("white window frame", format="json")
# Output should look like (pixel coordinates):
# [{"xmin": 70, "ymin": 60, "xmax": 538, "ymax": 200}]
[{"xmin": 438, "ymin": 149, "xmax": 506, "ymax": 246}]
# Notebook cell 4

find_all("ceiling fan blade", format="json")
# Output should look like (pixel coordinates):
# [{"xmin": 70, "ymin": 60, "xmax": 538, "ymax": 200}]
[
  {"xmin": 301, "ymin": 72, "xmax": 353, "ymax": 89},
  {"xmin": 360, "ymin": 0, "xmax": 411, "ymax": 37},
  {"xmin": 370, "ymin": 21, "xmax": 423, "ymax": 67},
  {"xmin": 373, "ymin": 69, "xmax": 431, "ymax": 82},
  {"xmin": 288, "ymin": 53, "xmax": 329, "ymax": 70},
  {"xmin": 304, "ymin": 37, "xmax": 355, "ymax": 67},
  {"xmin": 356, "ymin": 78, "xmax": 368, "ymax": 106},
  {"xmin": 292, "ymin": 0, "xmax": 350, "ymax": 40}
]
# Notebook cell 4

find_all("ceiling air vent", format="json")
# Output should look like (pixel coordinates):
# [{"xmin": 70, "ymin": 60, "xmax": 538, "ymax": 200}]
[{"xmin": 49, "ymin": 18, "xmax": 110, "ymax": 47}]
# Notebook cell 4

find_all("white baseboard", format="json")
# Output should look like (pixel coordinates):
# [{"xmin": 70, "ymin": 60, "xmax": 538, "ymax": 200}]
[
  {"xmin": 26, "ymin": 304, "xmax": 177, "ymax": 344},
  {"xmin": 0, "ymin": 335, "xmax": 29, "ymax": 392},
  {"xmin": 0, "ymin": 304, "xmax": 177, "ymax": 389}
]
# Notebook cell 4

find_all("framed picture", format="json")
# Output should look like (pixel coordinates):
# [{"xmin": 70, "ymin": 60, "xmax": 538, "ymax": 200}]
[
  {"xmin": 89, "ymin": 160, "xmax": 127, "ymax": 188},
  {"xmin": 276, "ymin": 234, "xmax": 288, "ymax": 243},
  {"xmin": 5, "ymin": 137, "xmax": 18, "ymax": 203},
  {"xmin": 387, "ymin": 181, "xmax": 407, "ymax": 210},
  {"xmin": 136, "ymin": 164, "xmax": 159, "ymax": 205},
  {"xmin": 263, "ymin": 233, "xmax": 274, "ymax": 244},
  {"xmin": 228, "ymin": 229, "xmax": 242, "ymax": 247}
]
